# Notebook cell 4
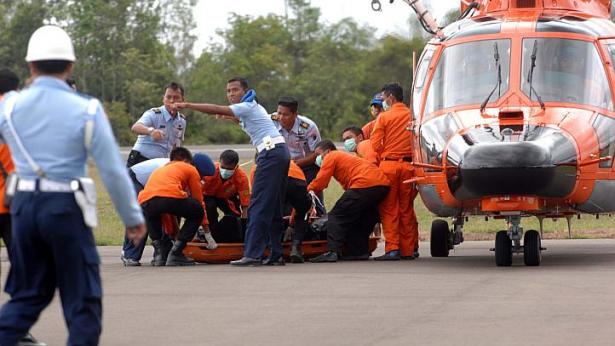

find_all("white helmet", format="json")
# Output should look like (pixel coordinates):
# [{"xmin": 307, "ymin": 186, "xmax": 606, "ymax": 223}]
[{"xmin": 25, "ymin": 25, "xmax": 76, "ymax": 62}]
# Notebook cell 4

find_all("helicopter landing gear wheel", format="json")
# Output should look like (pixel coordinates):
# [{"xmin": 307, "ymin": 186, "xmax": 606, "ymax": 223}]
[
  {"xmin": 523, "ymin": 230, "xmax": 541, "ymax": 266},
  {"xmin": 495, "ymin": 230, "xmax": 512, "ymax": 267},
  {"xmin": 430, "ymin": 219, "xmax": 450, "ymax": 257}
]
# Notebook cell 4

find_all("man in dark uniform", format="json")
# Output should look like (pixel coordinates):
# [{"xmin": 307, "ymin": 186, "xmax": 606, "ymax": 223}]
[{"xmin": 0, "ymin": 26, "xmax": 146, "ymax": 345}]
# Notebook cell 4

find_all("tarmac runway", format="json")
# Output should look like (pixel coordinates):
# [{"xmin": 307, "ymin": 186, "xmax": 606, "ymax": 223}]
[{"xmin": 1, "ymin": 239, "xmax": 615, "ymax": 345}]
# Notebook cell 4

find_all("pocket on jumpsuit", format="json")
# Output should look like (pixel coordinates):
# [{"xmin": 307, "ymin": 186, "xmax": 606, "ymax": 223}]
[{"xmin": 81, "ymin": 246, "xmax": 102, "ymax": 298}]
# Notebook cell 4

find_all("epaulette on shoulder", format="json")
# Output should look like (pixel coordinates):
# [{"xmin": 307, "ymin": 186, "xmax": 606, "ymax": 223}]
[
  {"xmin": 300, "ymin": 121, "xmax": 310, "ymax": 129},
  {"xmin": 151, "ymin": 107, "xmax": 162, "ymax": 114},
  {"xmin": 271, "ymin": 113, "xmax": 280, "ymax": 121}
]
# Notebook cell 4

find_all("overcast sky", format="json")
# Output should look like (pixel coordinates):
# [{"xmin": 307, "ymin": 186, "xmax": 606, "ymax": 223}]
[{"xmin": 193, "ymin": 0, "xmax": 457, "ymax": 54}]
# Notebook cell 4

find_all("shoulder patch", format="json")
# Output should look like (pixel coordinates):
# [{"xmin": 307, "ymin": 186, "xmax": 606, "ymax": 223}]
[
  {"xmin": 300, "ymin": 121, "xmax": 310, "ymax": 129},
  {"xmin": 271, "ymin": 113, "xmax": 280, "ymax": 121},
  {"xmin": 151, "ymin": 108, "xmax": 162, "ymax": 114}
]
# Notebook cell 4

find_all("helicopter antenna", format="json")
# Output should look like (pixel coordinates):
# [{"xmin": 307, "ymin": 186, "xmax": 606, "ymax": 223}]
[{"xmin": 371, "ymin": 0, "xmax": 443, "ymax": 37}]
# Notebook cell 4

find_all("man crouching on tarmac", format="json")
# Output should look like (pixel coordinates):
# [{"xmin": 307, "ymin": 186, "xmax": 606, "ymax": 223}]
[
  {"xmin": 138, "ymin": 149, "xmax": 214, "ymax": 266},
  {"xmin": 309, "ymin": 140, "xmax": 390, "ymax": 262}
]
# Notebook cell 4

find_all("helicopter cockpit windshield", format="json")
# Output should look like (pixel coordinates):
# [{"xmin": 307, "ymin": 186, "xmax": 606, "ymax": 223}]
[
  {"xmin": 424, "ymin": 39, "xmax": 511, "ymax": 114},
  {"xmin": 521, "ymin": 38, "xmax": 613, "ymax": 111}
]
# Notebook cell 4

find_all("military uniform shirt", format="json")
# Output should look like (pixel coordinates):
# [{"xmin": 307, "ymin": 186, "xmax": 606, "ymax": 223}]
[
  {"xmin": 271, "ymin": 114, "xmax": 321, "ymax": 160},
  {"xmin": 132, "ymin": 105, "xmax": 186, "ymax": 159},
  {"xmin": 0, "ymin": 76, "xmax": 144, "ymax": 226},
  {"xmin": 229, "ymin": 100, "xmax": 282, "ymax": 147},
  {"xmin": 130, "ymin": 158, "xmax": 169, "ymax": 186}
]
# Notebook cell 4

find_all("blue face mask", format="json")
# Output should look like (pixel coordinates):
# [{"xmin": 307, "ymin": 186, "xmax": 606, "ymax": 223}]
[
  {"xmin": 344, "ymin": 138, "xmax": 357, "ymax": 152},
  {"xmin": 315, "ymin": 154, "xmax": 323, "ymax": 167},
  {"xmin": 220, "ymin": 168, "xmax": 235, "ymax": 179}
]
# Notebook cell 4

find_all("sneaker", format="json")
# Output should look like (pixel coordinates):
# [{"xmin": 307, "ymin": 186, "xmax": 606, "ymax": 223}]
[
  {"xmin": 373, "ymin": 250, "xmax": 401, "ymax": 261},
  {"xmin": 121, "ymin": 255, "xmax": 141, "ymax": 267},
  {"xmin": 18, "ymin": 333, "xmax": 46, "ymax": 346},
  {"xmin": 310, "ymin": 251, "xmax": 338, "ymax": 263}
]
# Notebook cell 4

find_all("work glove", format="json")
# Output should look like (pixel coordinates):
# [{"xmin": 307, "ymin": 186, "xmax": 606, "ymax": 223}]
[{"xmin": 196, "ymin": 226, "xmax": 218, "ymax": 250}]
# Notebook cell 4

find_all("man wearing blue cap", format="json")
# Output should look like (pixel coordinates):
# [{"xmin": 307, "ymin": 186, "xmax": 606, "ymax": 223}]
[
  {"xmin": 175, "ymin": 77, "xmax": 290, "ymax": 266},
  {"xmin": 363, "ymin": 92, "xmax": 384, "ymax": 140}
]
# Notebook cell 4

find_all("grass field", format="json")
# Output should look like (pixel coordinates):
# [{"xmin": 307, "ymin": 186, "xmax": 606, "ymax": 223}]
[{"xmin": 92, "ymin": 164, "xmax": 615, "ymax": 246}]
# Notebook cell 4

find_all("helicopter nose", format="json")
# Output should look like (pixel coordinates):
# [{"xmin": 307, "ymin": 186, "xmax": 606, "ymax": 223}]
[{"xmin": 459, "ymin": 142, "xmax": 556, "ymax": 197}]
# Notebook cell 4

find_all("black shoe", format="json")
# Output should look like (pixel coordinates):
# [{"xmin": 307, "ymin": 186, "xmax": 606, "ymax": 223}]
[
  {"xmin": 166, "ymin": 240, "xmax": 195, "ymax": 266},
  {"xmin": 413, "ymin": 250, "xmax": 420, "ymax": 258},
  {"xmin": 401, "ymin": 255, "xmax": 416, "ymax": 260},
  {"xmin": 230, "ymin": 257, "xmax": 262, "ymax": 266},
  {"xmin": 121, "ymin": 255, "xmax": 141, "ymax": 267},
  {"xmin": 151, "ymin": 240, "xmax": 166, "ymax": 267},
  {"xmin": 340, "ymin": 253, "xmax": 370, "ymax": 261},
  {"xmin": 18, "ymin": 333, "xmax": 46, "ymax": 346},
  {"xmin": 310, "ymin": 251, "xmax": 338, "ymax": 263},
  {"xmin": 262, "ymin": 256, "xmax": 285, "ymax": 266},
  {"xmin": 373, "ymin": 250, "xmax": 401, "ymax": 261},
  {"xmin": 290, "ymin": 242, "xmax": 304, "ymax": 263}
]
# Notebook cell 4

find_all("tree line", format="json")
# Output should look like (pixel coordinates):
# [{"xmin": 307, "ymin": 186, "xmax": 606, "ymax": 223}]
[{"xmin": 1, "ymin": 0, "xmax": 427, "ymax": 145}]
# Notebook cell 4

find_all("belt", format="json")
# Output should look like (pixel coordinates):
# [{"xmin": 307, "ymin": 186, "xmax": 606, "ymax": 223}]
[
  {"xmin": 17, "ymin": 178, "xmax": 74, "ymax": 193},
  {"xmin": 256, "ymin": 136, "xmax": 285, "ymax": 153},
  {"xmin": 382, "ymin": 157, "xmax": 412, "ymax": 162}
]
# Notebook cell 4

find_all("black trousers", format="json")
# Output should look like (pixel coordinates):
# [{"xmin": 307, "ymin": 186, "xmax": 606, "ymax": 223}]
[
  {"xmin": 326, "ymin": 186, "xmax": 390, "ymax": 255},
  {"xmin": 142, "ymin": 197, "xmax": 204, "ymax": 242},
  {"xmin": 126, "ymin": 150, "xmax": 150, "ymax": 168},
  {"xmin": 285, "ymin": 178, "xmax": 311, "ymax": 242},
  {"xmin": 0, "ymin": 213, "xmax": 11, "ymax": 261},
  {"xmin": 205, "ymin": 196, "xmax": 244, "ymax": 243}
]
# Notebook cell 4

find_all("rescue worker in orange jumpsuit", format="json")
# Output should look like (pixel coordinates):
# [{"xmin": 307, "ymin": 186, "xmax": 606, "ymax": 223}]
[
  {"xmin": 139, "ymin": 154, "xmax": 212, "ymax": 266},
  {"xmin": 203, "ymin": 149, "xmax": 250, "ymax": 243},
  {"xmin": 308, "ymin": 140, "xmax": 390, "ymax": 263},
  {"xmin": 362, "ymin": 92, "xmax": 384, "ymax": 140},
  {"xmin": 341, "ymin": 125, "xmax": 378, "ymax": 166},
  {"xmin": 371, "ymin": 83, "xmax": 419, "ymax": 260}
]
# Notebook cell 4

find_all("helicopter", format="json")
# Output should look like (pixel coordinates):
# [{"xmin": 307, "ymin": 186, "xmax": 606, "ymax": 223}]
[{"xmin": 372, "ymin": 0, "xmax": 615, "ymax": 266}]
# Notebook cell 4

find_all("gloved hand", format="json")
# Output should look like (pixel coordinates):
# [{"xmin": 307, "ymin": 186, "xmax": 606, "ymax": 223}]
[
  {"xmin": 283, "ymin": 226, "xmax": 294, "ymax": 242},
  {"xmin": 196, "ymin": 226, "xmax": 207, "ymax": 242},
  {"xmin": 204, "ymin": 231, "xmax": 218, "ymax": 250}
]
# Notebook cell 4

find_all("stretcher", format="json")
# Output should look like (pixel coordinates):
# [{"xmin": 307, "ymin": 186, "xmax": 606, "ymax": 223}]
[{"xmin": 183, "ymin": 238, "xmax": 379, "ymax": 264}]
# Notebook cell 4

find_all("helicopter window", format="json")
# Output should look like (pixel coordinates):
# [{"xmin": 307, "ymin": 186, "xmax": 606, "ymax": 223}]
[
  {"xmin": 521, "ymin": 38, "xmax": 613, "ymax": 111},
  {"xmin": 424, "ymin": 39, "xmax": 511, "ymax": 115},
  {"xmin": 592, "ymin": 114, "xmax": 615, "ymax": 168},
  {"xmin": 412, "ymin": 48, "xmax": 434, "ymax": 120}
]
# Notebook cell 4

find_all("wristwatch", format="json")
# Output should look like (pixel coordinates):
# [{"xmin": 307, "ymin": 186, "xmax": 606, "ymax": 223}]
[{"xmin": 147, "ymin": 127, "xmax": 155, "ymax": 135}]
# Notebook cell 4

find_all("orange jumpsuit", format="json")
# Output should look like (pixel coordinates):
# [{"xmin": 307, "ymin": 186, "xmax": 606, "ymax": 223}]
[
  {"xmin": 203, "ymin": 163, "xmax": 251, "ymax": 215},
  {"xmin": 356, "ymin": 139, "xmax": 378, "ymax": 166},
  {"xmin": 371, "ymin": 102, "xmax": 418, "ymax": 256},
  {"xmin": 362, "ymin": 120, "xmax": 376, "ymax": 140}
]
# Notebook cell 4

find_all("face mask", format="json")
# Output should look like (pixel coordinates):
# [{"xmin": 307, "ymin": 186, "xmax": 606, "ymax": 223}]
[
  {"xmin": 344, "ymin": 138, "xmax": 357, "ymax": 152},
  {"xmin": 315, "ymin": 154, "xmax": 323, "ymax": 167},
  {"xmin": 382, "ymin": 99, "xmax": 390, "ymax": 111},
  {"xmin": 220, "ymin": 168, "xmax": 235, "ymax": 179}
]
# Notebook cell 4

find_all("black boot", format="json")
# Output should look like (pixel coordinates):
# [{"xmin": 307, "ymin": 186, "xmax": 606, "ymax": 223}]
[
  {"xmin": 166, "ymin": 240, "xmax": 195, "ymax": 266},
  {"xmin": 151, "ymin": 240, "xmax": 166, "ymax": 267},
  {"xmin": 290, "ymin": 240, "xmax": 304, "ymax": 263}
]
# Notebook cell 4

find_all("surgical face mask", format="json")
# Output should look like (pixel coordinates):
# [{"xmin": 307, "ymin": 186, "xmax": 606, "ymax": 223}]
[
  {"xmin": 220, "ymin": 168, "xmax": 235, "ymax": 179},
  {"xmin": 382, "ymin": 99, "xmax": 390, "ymax": 111},
  {"xmin": 315, "ymin": 154, "xmax": 323, "ymax": 167},
  {"xmin": 344, "ymin": 138, "xmax": 357, "ymax": 152}
]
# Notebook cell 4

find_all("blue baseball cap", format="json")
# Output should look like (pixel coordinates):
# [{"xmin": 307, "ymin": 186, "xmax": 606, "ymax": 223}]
[
  {"xmin": 193, "ymin": 153, "xmax": 215, "ymax": 177},
  {"xmin": 370, "ymin": 92, "xmax": 384, "ymax": 107}
]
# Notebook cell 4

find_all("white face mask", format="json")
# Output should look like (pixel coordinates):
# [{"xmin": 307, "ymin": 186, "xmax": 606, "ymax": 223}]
[{"xmin": 382, "ymin": 99, "xmax": 390, "ymax": 111}]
